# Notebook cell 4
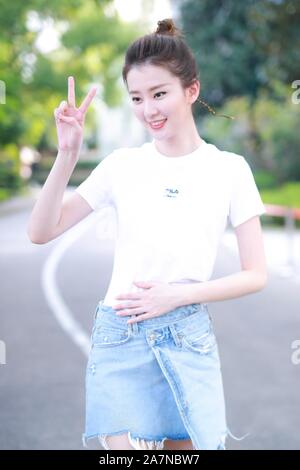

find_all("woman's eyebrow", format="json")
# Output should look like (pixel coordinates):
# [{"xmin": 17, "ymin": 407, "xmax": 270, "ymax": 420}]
[{"xmin": 129, "ymin": 83, "xmax": 171, "ymax": 94}]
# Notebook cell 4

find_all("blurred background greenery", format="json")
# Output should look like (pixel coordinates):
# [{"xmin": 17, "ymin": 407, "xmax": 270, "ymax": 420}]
[{"xmin": 0, "ymin": 0, "xmax": 299, "ymax": 226}]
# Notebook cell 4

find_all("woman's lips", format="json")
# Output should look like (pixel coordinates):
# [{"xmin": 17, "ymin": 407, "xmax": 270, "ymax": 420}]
[{"xmin": 149, "ymin": 119, "xmax": 167, "ymax": 130}]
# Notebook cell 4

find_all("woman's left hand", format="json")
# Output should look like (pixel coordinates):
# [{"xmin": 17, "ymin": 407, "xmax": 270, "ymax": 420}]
[{"xmin": 112, "ymin": 280, "xmax": 186, "ymax": 324}]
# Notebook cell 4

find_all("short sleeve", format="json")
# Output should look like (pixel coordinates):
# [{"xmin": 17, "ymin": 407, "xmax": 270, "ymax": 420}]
[
  {"xmin": 75, "ymin": 151, "xmax": 117, "ymax": 211},
  {"xmin": 229, "ymin": 156, "xmax": 266, "ymax": 228}
]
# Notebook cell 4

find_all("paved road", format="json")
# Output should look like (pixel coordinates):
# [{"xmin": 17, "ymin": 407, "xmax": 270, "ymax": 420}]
[{"xmin": 0, "ymin": 191, "xmax": 300, "ymax": 450}]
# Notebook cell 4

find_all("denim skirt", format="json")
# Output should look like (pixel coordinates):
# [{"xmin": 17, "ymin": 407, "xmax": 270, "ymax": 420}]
[{"xmin": 82, "ymin": 300, "xmax": 232, "ymax": 450}]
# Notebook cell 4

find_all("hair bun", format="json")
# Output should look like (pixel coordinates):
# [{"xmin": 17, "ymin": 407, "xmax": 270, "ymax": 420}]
[{"xmin": 155, "ymin": 18, "xmax": 182, "ymax": 37}]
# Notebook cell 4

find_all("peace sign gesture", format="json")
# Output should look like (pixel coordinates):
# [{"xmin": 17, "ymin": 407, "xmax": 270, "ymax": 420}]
[{"xmin": 54, "ymin": 76, "xmax": 97, "ymax": 156}]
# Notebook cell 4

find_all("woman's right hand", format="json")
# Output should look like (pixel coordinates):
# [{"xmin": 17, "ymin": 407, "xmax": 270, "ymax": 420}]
[{"xmin": 54, "ymin": 76, "xmax": 97, "ymax": 156}]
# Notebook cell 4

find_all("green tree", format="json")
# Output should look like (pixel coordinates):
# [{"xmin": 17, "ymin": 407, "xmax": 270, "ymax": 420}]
[
  {"xmin": 201, "ymin": 80, "xmax": 300, "ymax": 183},
  {"xmin": 0, "ymin": 0, "xmax": 140, "ymax": 197},
  {"xmin": 174, "ymin": 0, "xmax": 300, "ymax": 185},
  {"xmin": 174, "ymin": 0, "xmax": 300, "ymax": 110}
]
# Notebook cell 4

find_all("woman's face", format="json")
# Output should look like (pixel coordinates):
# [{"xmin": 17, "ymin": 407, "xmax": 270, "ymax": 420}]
[{"xmin": 126, "ymin": 64, "xmax": 198, "ymax": 141}]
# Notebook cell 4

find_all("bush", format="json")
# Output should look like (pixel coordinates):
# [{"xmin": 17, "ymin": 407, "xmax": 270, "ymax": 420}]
[{"xmin": 0, "ymin": 144, "xmax": 23, "ymax": 196}]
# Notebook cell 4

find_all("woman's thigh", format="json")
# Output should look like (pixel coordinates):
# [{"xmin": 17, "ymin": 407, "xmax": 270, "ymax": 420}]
[
  {"xmin": 163, "ymin": 438, "xmax": 194, "ymax": 450},
  {"xmin": 100, "ymin": 433, "xmax": 194, "ymax": 450}
]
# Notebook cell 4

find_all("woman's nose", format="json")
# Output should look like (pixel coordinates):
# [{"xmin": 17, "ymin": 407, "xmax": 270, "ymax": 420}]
[{"xmin": 143, "ymin": 100, "xmax": 160, "ymax": 119}]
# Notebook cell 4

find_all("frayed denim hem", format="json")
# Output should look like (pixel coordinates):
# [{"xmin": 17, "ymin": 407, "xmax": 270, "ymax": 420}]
[
  {"xmin": 82, "ymin": 430, "xmax": 189, "ymax": 450},
  {"xmin": 82, "ymin": 426, "xmax": 250, "ymax": 450}
]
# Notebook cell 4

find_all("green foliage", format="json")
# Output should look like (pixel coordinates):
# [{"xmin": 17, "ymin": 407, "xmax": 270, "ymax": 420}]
[
  {"xmin": 200, "ymin": 80, "xmax": 300, "ymax": 183},
  {"xmin": 0, "ymin": 0, "xmax": 138, "ymax": 198},
  {"xmin": 254, "ymin": 171, "xmax": 277, "ymax": 190},
  {"xmin": 0, "ymin": 144, "xmax": 23, "ymax": 195},
  {"xmin": 1, "ymin": 0, "xmax": 300, "ymax": 212},
  {"xmin": 261, "ymin": 182, "xmax": 300, "ymax": 208},
  {"xmin": 176, "ymin": 0, "xmax": 300, "ymax": 111},
  {"xmin": 260, "ymin": 181, "xmax": 300, "ymax": 228}
]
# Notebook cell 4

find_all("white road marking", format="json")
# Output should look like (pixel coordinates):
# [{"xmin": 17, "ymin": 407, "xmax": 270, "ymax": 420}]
[{"xmin": 41, "ymin": 213, "xmax": 99, "ymax": 357}]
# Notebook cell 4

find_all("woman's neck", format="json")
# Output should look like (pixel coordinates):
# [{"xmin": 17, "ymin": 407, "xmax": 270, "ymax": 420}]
[{"xmin": 153, "ymin": 124, "xmax": 203, "ymax": 158}]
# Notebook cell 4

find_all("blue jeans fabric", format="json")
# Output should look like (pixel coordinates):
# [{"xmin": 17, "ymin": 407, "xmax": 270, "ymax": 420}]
[{"xmin": 83, "ymin": 300, "xmax": 233, "ymax": 450}]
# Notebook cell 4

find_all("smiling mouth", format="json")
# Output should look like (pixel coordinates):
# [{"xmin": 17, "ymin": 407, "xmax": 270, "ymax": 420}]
[{"xmin": 149, "ymin": 119, "xmax": 167, "ymax": 129}]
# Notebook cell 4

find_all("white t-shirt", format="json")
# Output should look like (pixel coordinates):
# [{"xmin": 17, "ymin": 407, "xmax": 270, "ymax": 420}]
[{"xmin": 75, "ymin": 138, "xmax": 266, "ymax": 306}]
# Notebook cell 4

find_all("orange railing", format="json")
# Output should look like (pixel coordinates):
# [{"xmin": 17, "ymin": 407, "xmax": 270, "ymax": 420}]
[
  {"xmin": 264, "ymin": 204, "xmax": 300, "ymax": 220},
  {"xmin": 264, "ymin": 204, "xmax": 300, "ymax": 273}
]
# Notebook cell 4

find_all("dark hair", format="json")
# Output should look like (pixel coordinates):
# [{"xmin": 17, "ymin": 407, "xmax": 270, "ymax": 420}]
[{"xmin": 122, "ymin": 18, "xmax": 234, "ymax": 120}]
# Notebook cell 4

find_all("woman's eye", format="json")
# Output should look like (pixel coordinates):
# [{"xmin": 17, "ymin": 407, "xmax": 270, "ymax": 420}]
[
  {"xmin": 155, "ymin": 91, "xmax": 166, "ymax": 98},
  {"xmin": 132, "ymin": 91, "xmax": 166, "ymax": 103}
]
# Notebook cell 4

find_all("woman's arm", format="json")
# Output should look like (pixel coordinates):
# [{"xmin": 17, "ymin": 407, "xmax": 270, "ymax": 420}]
[
  {"xmin": 180, "ymin": 215, "xmax": 268, "ymax": 305},
  {"xmin": 27, "ymin": 77, "xmax": 97, "ymax": 244},
  {"xmin": 27, "ymin": 152, "xmax": 78, "ymax": 243}
]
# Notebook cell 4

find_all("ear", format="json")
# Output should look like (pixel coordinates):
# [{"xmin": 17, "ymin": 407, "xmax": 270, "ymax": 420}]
[{"xmin": 186, "ymin": 79, "xmax": 200, "ymax": 105}]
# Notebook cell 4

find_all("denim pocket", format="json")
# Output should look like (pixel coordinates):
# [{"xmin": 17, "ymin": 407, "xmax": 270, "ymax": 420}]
[
  {"xmin": 181, "ymin": 324, "xmax": 217, "ymax": 354},
  {"xmin": 92, "ymin": 326, "xmax": 131, "ymax": 348},
  {"xmin": 176, "ymin": 311, "xmax": 217, "ymax": 354}
]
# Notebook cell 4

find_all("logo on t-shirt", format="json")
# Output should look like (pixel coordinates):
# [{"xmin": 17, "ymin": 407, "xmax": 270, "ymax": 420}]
[{"xmin": 164, "ymin": 187, "xmax": 179, "ymax": 198}]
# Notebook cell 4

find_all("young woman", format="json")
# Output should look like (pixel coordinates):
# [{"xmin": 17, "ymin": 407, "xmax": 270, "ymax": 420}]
[{"xmin": 28, "ymin": 18, "xmax": 267, "ymax": 451}]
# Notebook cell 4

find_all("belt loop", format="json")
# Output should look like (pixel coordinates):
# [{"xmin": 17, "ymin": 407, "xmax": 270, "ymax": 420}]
[
  {"xmin": 129, "ymin": 315, "xmax": 138, "ymax": 334},
  {"xmin": 94, "ymin": 306, "xmax": 98, "ymax": 319},
  {"xmin": 94, "ymin": 299, "xmax": 104, "ymax": 319}
]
